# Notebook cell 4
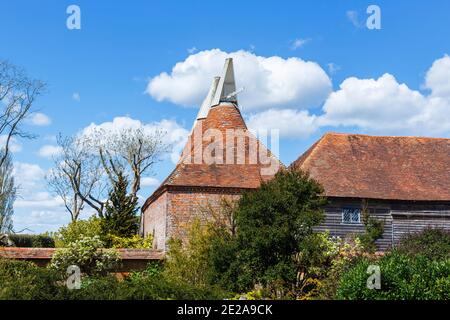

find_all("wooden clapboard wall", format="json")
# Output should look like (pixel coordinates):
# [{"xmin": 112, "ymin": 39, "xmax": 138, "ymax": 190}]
[{"xmin": 315, "ymin": 197, "xmax": 450, "ymax": 251}]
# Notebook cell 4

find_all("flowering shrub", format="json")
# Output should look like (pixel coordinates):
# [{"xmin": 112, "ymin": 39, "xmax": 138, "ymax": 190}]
[
  {"xmin": 50, "ymin": 235, "xmax": 120, "ymax": 276},
  {"xmin": 318, "ymin": 235, "xmax": 369, "ymax": 299}
]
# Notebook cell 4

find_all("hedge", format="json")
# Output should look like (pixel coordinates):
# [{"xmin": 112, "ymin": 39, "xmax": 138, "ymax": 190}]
[{"xmin": 7, "ymin": 234, "xmax": 55, "ymax": 248}]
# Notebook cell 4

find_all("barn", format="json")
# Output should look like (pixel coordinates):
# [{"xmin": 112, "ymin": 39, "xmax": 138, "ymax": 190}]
[{"xmin": 291, "ymin": 132, "xmax": 450, "ymax": 250}]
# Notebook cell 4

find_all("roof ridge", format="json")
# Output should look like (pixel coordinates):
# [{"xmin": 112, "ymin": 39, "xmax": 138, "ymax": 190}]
[{"xmin": 324, "ymin": 132, "xmax": 450, "ymax": 141}]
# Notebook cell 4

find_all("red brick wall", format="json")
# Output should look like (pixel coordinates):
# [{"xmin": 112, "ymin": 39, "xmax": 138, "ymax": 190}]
[
  {"xmin": 142, "ymin": 192, "xmax": 168, "ymax": 250},
  {"xmin": 143, "ymin": 189, "xmax": 241, "ymax": 250},
  {"xmin": 0, "ymin": 248, "xmax": 164, "ymax": 271}
]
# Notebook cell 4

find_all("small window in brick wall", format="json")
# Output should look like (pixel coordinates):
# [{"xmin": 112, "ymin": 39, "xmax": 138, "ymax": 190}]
[{"xmin": 342, "ymin": 208, "xmax": 361, "ymax": 224}]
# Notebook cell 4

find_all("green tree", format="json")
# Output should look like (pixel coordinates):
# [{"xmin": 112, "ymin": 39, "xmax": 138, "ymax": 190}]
[
  {"xmin": 230, "ymin": 169, "xmax": 327, "ymax": 296},
  {"xmin": 101, "ymin": 171, "xmax": 139, "ymax": 239}
]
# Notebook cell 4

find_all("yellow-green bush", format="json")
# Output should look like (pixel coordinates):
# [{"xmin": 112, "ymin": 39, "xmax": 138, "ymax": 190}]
[
  {"xmin": 107, "ymin": 234, "xmax": 153, "ymax": 249},
  {"xmin": 54, "ymin": 216, "xmax": 102, "ymax": 247}
]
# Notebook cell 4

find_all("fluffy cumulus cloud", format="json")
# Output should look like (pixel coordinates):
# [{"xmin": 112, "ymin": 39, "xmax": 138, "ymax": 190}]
[
  {"xmin": 247, "ymin": 109, "xmax": 318, "ymax": 139},
  {"xmin": 320, "ymin": 74, "xmax": 427, "ymax": 131},
  {"xmin": 12, "ymin": 162, "xmax": 68, "ymax": 233},
  {"xmin": 319, "ymin": 55, "xmax": 450, "ymax": 136},
  {"xmin": 29, "ymin": 112, "xmax": 52, "ymax": 126},
  {"xmin": 38, "ymin": 145, "xmax": 63, "ymax": 158},
  {"xmin": 424, "ymin": 54, "xmax": 450, "ymax": 97},
  {"xmin": 251, "ymin": 55, "xmax": 450, "ymax": 138},
  {"xmin": 147, "ymin": 49, "xmax": 332, "ymax": 111},
  {"xmin": 82, "ymin": 116, "xmax": 189, "ymax": 163}
]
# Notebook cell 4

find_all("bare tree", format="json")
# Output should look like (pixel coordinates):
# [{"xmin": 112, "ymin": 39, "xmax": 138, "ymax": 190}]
[
  {"xmin": 91, "ymin": 127, "xmax": 169, "ymax": 198},
  {"xmin": 0, "ymin": 154, "xmax": 16, "ymax": 233},
  {"xmin": 47, "ymin": 134, "xmax": 106, "ymax": 220},
  {"xmin": 47, "ymin": 127, "xmax": 168, "ymax": 221},
  {"xmin": 0, "ymin": 60, "xmax": 45, "ymax": 231},
  {"xmin": 0, "ymin": 60, "xmax": 46, "ymax": 166}
]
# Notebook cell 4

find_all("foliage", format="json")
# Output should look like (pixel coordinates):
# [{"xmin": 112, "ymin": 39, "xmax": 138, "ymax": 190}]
[
  {"xmin": 54, "ymin": 216, "xmax": 102, "ymax": 247},
  {"xmin": 101, "ymin": 171, "xmax": 139, "ymax": 242},
  {"xmin": 8, "ymin": 233, "xmax": 55, "ymax": 248},
  {"xmin": 50, "ymin": 235, "xmax": 120, "ymax": 276},
  {"xmin": 164, "ymin": 219, "xmax": 218, "ymax": 287},
  {"xmin": 108, "ymin": 234, "xmax": 153, "ymax": 249},
  {"xmin": 358, "ymin": 201, "xmax": 384, "ymax": 252},
  {"xmin": 396, "ymin": 227, "xmax": 450, "ymax": 260},
  {"xmin": 319, "ymin": 236, "xmax": 366, "ymax": 299},
  {"xmin": 336, "ymin": 251, "xmax": 450, "ymax": 300},
  {"xmin": 64, "ymin": 273, "xmax": 226, "ymax": 300},
  {"xmin": 0, "ymin": 257, "xmax": 225, "ymax": 300},
  {"xmin": 0, "ymin": 155, "xmax": 15, "ymax": 233},
  {"xmin": 230, "ymin": 169, "xmax": 327, "ymax": 297},
  {"xmin": 0, "ymin": 259, "xmax": 64, "ymax": 300}
]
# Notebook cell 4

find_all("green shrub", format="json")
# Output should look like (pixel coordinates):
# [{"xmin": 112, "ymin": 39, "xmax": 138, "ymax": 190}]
[
  {"xmin": 396, "ymin": 228, "xmax": 450, "ymax": 260},
  {"xmin": 65, "ymin": 270, "xmax": 227, "ymax": 300},
  {"xmin": 0, "ymin": 259, "xmax": 64, "ymax": 300},
  {"xmin": 50, "ymin": 235, "xmax": 120, "ymax": 276},
  {"xmin": 8, "ymin": 234, "xmax": 55, "ymax": 248},
  {"xmin": 54, "ymin": 216, "xmax": 102, "ymax": 247},
  {"xmin": 164, "ymin": 219, "xmax": 219, "ymax": 287},
  {"xmin": 107, "ymin": 234, "xmax": 153, "ymax": 249},
  {"xmin": 231, "ymin": 169, "xmax": 327, "ymax": 297},
  {"xmin": 336, "ymin": 251, "xmax": 450, "ymax": 300},
  {"xmin": 120, "ymin": 275, "xmax": 227, "ymax": 300}
]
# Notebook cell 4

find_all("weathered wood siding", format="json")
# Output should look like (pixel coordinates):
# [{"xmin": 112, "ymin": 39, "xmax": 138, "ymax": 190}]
[{"xmin": 316, "ymin": 198, "xmax": 450, "ymax": 251}]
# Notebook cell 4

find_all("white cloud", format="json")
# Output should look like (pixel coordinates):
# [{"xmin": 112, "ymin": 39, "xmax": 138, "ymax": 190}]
[
  {"xmin": 72, "ymin": 92, "xmax": 81, "ymax": 102},
  {"xmin": 13, "ymin": 162, "xmax": 46, "ymax": 195},
  {"xmin": 147, "ymin": 49, "xmax": 332, "ymax": 111},
  {"xmin": 12, "ymin": 162, "xmax": 68, "ymax": 233},
  {"xmin": 0, "ymin": 135, "xmax": 22, "ymax": 153},
  {"xmin": 29, "ymin": 112, "xmax": 51, "ymax": 126},
  {"xmin": 290, "ymin": 38, "xmax": 310, "ymax": 50},
  {"xmin": 38, "ymin": 145, "xmax": 63, "ymax": 158},
  {"xmin": 82, "ymin": 116, "xmax": 189, "ymax": 164},
  {"xmin": 246, "ymin": 55, "xmax": 450, "ymax": 138},
  {"xmin": 141, "ymin": 177, "xmax": 159, "ymax": 187},
  {"xmin": 424, "ymin": 55, "xmax": 450, "ymax": 97},
  {"xmin": 247, "ymin": 109, "xmax": 318, "ymax": 139},
  {"xmin": 321, "ymin": 74, "xmax": 427, "ymax": 131}
]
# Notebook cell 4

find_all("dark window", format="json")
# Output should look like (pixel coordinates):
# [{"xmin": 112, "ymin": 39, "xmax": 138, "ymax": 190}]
[{"xmin": 342, "ymin": 208, "xmax": 361, "ymax": 224}]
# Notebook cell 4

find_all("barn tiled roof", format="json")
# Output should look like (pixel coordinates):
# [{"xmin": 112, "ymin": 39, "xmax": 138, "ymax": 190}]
[
  {"xmin": 142, "ymin": 103, "xmax": 281, "ymax": 210},
  {"xmin": 291, "ymin": 133, "xmax": 450, "ymax": 201}
]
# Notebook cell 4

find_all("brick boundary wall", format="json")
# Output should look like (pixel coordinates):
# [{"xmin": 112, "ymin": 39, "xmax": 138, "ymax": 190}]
[{"xmin": 0, "ymin": 247, "xmax": 165, "ymax": 272}]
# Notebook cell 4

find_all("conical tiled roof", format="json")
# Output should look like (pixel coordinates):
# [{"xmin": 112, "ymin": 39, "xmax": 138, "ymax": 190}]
[{"xmin": 142, "ymin": 102, "xmax": 281, "ymax": 209}]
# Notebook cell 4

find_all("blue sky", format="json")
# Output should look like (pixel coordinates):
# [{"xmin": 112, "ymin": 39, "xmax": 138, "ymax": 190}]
[{"xmin": 1, "ymin": 0, "xmax": 449, "ymax": 233}]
